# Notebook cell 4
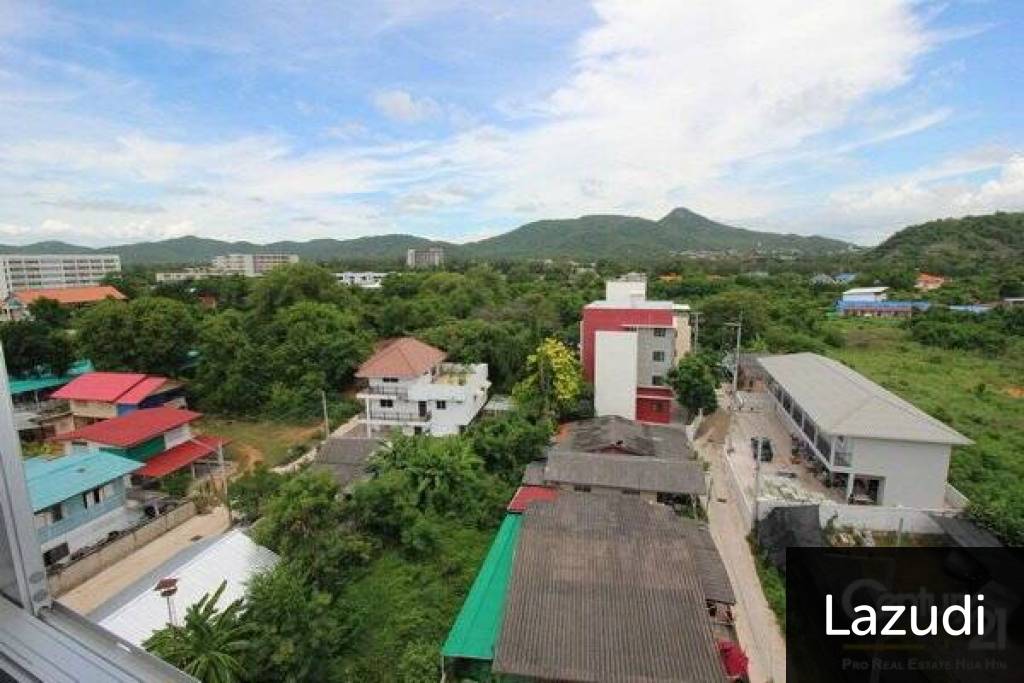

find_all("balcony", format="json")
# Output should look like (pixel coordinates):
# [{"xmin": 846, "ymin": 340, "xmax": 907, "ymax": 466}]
[
  {"xmin": 365, "ymin": 408, "xmax": 432, "ymax": 423},
  {"xmin": 357, "ymin": 384, "xmax": 409, "ymax": 399}
]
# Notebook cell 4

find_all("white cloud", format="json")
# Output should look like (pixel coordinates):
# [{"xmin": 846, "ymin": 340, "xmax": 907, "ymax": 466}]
[{"xmin": 371, "ymin": 89, "xmax": 442, "ymax": 123}]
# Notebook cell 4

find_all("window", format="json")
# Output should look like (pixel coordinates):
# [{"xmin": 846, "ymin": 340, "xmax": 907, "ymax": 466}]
[
  {"xmin": 382, "ymin": 377, "xmax": 399, "ymax": 383},
  {"xmin": 573, "ymin": 485, "xmax": 592, "ymax": 493},
  {"xmin": 652, "ymin": 350, "xmax": 666, "ymax": 362},
  {"xmin": 380, "ymin": 399, "xmax": 394, "ymax": 408},
  {"xmin": 653, "ymin": 328, "xmax": 667, "ymax": 337},
  {"xmin": 435, "ymin": 400, "xmax": 447, "ymax": 410},
  {"xmin": 652, "ymin": 375, "xmax": 664, "ymax": 386},
  {"xmin": 42, "ymin": 543, "xmax": 69, "ymax": 567}
]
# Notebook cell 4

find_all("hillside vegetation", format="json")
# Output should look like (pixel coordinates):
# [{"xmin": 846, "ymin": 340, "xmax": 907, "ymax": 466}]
[{"xmin": 869, "ymin": 212, "xmax": 1024, "ymax": 273}]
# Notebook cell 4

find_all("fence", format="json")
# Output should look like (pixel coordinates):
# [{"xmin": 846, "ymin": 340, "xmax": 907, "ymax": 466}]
[
  {"xmin": 755, "ymin": 498, "xmax": 950, "ymax": 535},
  {"xmin": 47, "ymin": 502, "xmax": 197, "ymax": 596}
]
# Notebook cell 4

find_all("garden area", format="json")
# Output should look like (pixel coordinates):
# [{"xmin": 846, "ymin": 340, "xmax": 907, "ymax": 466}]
[{"xmin": 197, "ymin": 416, "xmax": 326, "ymax": 470}]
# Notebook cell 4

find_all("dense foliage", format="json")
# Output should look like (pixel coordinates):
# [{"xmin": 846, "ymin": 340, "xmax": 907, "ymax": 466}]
[{"xmin": 667, "ymin": 352, "xmax": 719, "ymax": 419}]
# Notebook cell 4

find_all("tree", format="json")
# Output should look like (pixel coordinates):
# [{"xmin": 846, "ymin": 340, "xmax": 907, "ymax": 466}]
[
  {"xmin": 370, "ymin": 435, "xmax": 484, "ymax": 513},
  {"xmin": 512, "ymin": 338, "xmax": 584, "ymax": 418},
  {"xmin": 27, "ymin": 297, "xmax": 70, "ymax": 328},
  {"xmin": 466, "ymin": 412, "xmax": 554, "ymax": 480},
  {"xmin": 251, "ymin": 470, "xmax": 342, "ymax": 556},
  {"xmin": 193, "ymin": 310, "xmax": 272, "ymax": 414},
  {"xmin": 0, "ymin": 321, "xmax": 73, "ymax": 377},
  {"xmin": 667, "ymin": 353, "xmax": 719, "ymax": 419},
  {"xmin": 144, "ymin": 582, "xmax": 250, "ymax": 683},
  {"xmin": 76, "ymin": 297, "xmax": 196, "ymax": 375},
  {"xmin": 249, "ymin": 262, "xmax": 344, "ymax": 316},
  {"xmin": 227, "ymin": 465, "xmax": 287, "ymax": 523}
]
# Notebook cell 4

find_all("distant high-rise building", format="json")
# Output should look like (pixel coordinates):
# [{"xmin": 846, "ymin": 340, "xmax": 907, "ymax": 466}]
[
  {"xmin": 0, "ymin": 253, "xmax": 121, "ymax": 297},
  {"xmin": 405, "ymin": 247, "xmax": 444, "ymax": 269},
  {"xmin": 210, "ymin": 253, "xmax": 299, "ymax": 277}
]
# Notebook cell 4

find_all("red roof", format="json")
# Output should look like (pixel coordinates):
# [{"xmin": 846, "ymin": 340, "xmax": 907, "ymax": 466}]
[
  {"xmin": 115, "ymin": 376, "xmax": 170, "ymax": 405},
  {"xmin": 56, "ymin": 407, "xmax": 202, "ymax": 447},
  {"xmin": 136, "ymin": 435, "xmax": 227, "ymax": 478},
  {"xmin": 14, "ymin": 286, "xmax": 125, "ymax": 306},
  {"xmin": 507, "ymin": 485, "xmax": 559, "ymax": 513},
  {"xmin": 52, "ymin": 372, "xmax": 148, "ymax": 402},
  {"xmin": 355, "ymin": 337, "xmax": 445, "ymax": 379}
]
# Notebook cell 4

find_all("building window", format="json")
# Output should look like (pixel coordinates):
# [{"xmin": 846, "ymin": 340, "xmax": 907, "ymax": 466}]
[
  {"xmin": 83, "ymin": 486, "xmax": 104, "ymax": 508},
  {"xmin": 380, "ymin": 399, "xmax": 394, "ymax": 408},
  {"xmin": 651, "ymin": 375, "xmax": 664, "ymax": 386},
  {"xmin": 653, "ymin": 328, "xmax": 667, "ymax": 337},
  {"xmin": 43, "ymin": 543, "xmax": 70, "ymax": 567},
  {"xmin": 436, "ymin": 400, "xmax": 447, "ymax": 410},
  {"xmin": 573, "ymin": 485, "xmax": 592, "ymax": 493},
  {"xmin": 382, "ymin": 377, "xmax": 399, "ymax": 383},
  {"xmin": 652, "ymin": 351, "xmax": 666, "ymax": 362}
]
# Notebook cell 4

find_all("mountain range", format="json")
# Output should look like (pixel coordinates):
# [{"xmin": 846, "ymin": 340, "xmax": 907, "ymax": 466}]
[{"xmin": 0, "ymin": 208, "xmax": 854, "ymax": 265}]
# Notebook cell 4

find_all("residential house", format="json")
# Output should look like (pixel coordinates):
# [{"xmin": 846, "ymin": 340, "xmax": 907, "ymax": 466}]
[
  {"xmin": 0, "ymin": 253, "xmax": 121, "ymax": 297},
  {"xmin": 837, "ymin": 286, "xmax": 930, "ymax": 318},
  {"xmin": 335, "ymin": 271, "xmax": 390, "ymax": 289},
  {"xmin": 841, "ymin": 286, "xmax": 889, "ymax": 303},
  {"xmin": 2, "ymin": 285, "xmax": 125, "ymax": 321},
  {"xmin": 47, "ymin": 372, "xmax": 187, "ymax": 434},
  {"xmin": 580, "ymin": 275, "xmax": 691, "ymax": 423},
  {"xmin": 25, "ymin": 451, "xmax": 143, "ymax": 567},
  {"xmin": 55, "ymin": 406, "xmax": 226, "ymax": 482},
  {"xmin": 355, "ymin": 337, "xmax": 489, "ymax": 436},
  {"xmin": 759, "ymin": 353, "xmax": 972, "ymax": 508},
  {"xmin": 442, "ymin": 493, "xmax": 737, "ymax": 682},
  {"xmin": 915, "ymin": 273, "xmax": 948, "ymax": 291},
  {"xmin": 11, "ymin": 360, "xmax": 94, "ymax": 440}
]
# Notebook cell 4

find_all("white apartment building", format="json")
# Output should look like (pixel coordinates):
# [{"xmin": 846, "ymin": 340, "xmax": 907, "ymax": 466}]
[
  {"xmin": 211, "ymin": 253, "xmax": 299, "ymax": 277},
  {"xmin": 406, "ymin": 247, "xmax": 445, "ymax": 268},
  {"xmin": 336, "ymin": 272, "xmax": 390, "ymax": 289},
  {"xmin": 355, "ymin": 337, "xmax": 489, "ymax": 436},
  {"xmin": 0, "ymin": 254, "xmax": 121, "ymax": 297}
]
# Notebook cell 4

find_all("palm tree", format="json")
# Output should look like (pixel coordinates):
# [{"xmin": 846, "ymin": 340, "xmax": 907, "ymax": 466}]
[{"xmin": 144, "ymin": 581, "xmax": 251, "ymax": 683}]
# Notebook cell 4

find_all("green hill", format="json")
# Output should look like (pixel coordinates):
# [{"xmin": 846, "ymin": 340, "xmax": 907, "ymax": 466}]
[
  {"xmin": 869, "ymin": 212, "xmax": 1024, "ymax": 272},
  {"xmin": 465, "ymin": 207, "xmax": 852, "ymax": 260}
]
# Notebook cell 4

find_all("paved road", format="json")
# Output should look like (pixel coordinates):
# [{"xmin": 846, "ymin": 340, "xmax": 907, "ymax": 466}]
[
  {"xmin": 59, "ymin": 506, "xmax": 231, "ymax": 615},
  {"xmin": 698, "ymin": 422, "xmax": 787, "ymax": 683}
]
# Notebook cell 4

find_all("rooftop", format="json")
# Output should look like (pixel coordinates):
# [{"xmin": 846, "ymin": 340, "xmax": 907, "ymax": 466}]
[
  {"xmin": 311, "ymin": 437, "xmax": 384, "ymax": 490},
  {"xmin": 135, "ymin": 435, "xmax": 227, "ymax": 478},
  {"xmin": 758, "ymin": 353, "xmax": 972, "ymax": 445},
  {"xmin": 56, "ymin": 406, "xmax": 202, "ymax": 447},
  {"xmin": 555, "ymin": 415, "xmax": 692, "ymax": 459},
  {"xmin": 355, "ymin": 337, "xmax": 446, "ymax": 379},
  {"xmin": 12, "ymin": 286, "xmax": 126, "ymax": 306},
  {"xmin": 24, "ymin": 451, "xmax": 142, "ymax": 512},
  {"xmin": 10, "ymin": 359, "xmax": 94, "ymax": 396},
  {"xmin": 543, "ymin": 450, "xmax": 706, "ymax": 496},
  {"xmin": 492, "ymin": 494, "xmax": 726, "ymax": 682},
  {"xmin": 842, "ymin": 286, "xmax": 889, "ymax": 295},
  {"xmin": 52, "ymin": 372, "xmax": 172, "ymax": 404}
]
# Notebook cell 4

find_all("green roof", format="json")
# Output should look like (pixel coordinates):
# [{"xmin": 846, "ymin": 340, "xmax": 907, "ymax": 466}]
[
  {"xmin": 442, "ymin": 514, "xmax": 522, "ymax": 661},
  {"xmin": 24, "ymin": 451, "xmax": 141, "ymax": 512},
  {"xmin": 10, "ymin": 360, "xmax": 94, "ymax": 396}
]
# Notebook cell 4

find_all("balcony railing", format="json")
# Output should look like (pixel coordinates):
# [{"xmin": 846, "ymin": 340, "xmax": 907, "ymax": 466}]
[
  {"xmin": 366, "ymin": 409, "xmax": 431, "ymax": 423},
  {"xmin": 359, "ymin": 384, "xmax": 409, "ymax": 397}
]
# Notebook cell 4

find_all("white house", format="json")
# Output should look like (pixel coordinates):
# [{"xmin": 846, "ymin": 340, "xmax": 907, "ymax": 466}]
[
  {"xmin": 355, "ymin": 337, "xmax": 490, "ymax": 436},
  {"xmin": 335, "ymin": 272, "xmax": 390, "ymax": 289},
  {"xmin": 759, "ymin": 353, "xmax": 972, "ymax": 509},
  {"xmin": 841, "ymin": 286, "xmax": 889, "ymax": 303}
]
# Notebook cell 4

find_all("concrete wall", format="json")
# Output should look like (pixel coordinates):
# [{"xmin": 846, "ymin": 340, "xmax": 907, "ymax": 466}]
[
  {"xmin": 605, "ymin": 279, "xmax": 646, "ymax": 304},
  {"xmin": 849, "ymin": 437, "xmax": 952, "ymax": 509},
  {"xmin": 37, "ymin": 477, "xmax": 130, "ymax": 552},
  {"xmin": 594, "ymin": 331, "xmax": 637, "ymax": 420},
  {"xmin": 636, "ymin": 327, "xmax": 675, "ymax": 386},
  {"xmin": 47, "ymin": 502, "xmax": 197, "ymax": 596},
  {"xmin": 70, "ymin": 399, "xmax": 117, "ymax": 420}
]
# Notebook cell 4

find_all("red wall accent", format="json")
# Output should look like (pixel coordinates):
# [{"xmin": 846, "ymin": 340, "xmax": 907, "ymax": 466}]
[
  {"xmin": 636, "ymin": 396, "xmax": 671, "ymax": 423},
  {"xmin": 580, "ymin": 306, "xmax": 674, "ymax": 382}
]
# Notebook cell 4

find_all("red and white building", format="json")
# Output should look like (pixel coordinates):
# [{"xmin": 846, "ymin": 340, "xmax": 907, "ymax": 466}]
[{"xmin": 580, "ymin": 275, "xmax": 691, "ymax": 423}]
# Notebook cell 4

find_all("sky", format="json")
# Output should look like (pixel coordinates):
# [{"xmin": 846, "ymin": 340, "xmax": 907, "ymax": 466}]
[{"xmin": 0, "ymin": 0, "xmax": 1022, "ymax": 247}]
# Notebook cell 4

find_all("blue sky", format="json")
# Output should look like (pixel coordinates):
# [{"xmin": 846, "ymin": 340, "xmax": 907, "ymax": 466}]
[{"xmin": 1, "ymin": 0, "xmax": 1022, "ymax": 246}]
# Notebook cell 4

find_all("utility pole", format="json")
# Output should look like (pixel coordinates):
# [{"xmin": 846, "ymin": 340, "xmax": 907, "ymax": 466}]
[
  {"xmin": 216, "ymin": 440, "xmax": 232, "ymax": 523},
  {"xmin": 321, "ymin": 389, "xmax": 330, "ymax": 440},
  {"xmin": 692, "ymin": 310, "xmax": 701, "ymax": 354},
  {"xmin": 733, "ymin": 312, "xmax": 743, "ymax": 395},
  {"xmin": 753, "ymin": 437, "xmax": 763, "ymax": 531}
]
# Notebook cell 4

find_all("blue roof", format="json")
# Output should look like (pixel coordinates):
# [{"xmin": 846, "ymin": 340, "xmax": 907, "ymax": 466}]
[
  {"xmin": 10, "ymin": 360, "xmax": 94, "ymax": 396},
  {"xmin": 24, "ymin": 451, "xmax": 142, "ymax": 512},
  {"xmin": 836, "ymin": 300, "xmax": 931, "ymax": 311}
]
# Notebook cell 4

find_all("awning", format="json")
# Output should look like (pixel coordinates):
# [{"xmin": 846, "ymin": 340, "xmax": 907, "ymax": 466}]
[{"xmin": 136, "ymin": 435, "xmax": 227, "ymax": 478}]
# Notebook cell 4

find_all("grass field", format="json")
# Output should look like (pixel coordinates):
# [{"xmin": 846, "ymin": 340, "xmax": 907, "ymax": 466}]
[
  {"xmin": 826, "ymin": 319, "xmax": 1024, "ymax": 540},
  {"xmin": 197, "ymin": 416, "xmax": 324, "ymax": 469}
]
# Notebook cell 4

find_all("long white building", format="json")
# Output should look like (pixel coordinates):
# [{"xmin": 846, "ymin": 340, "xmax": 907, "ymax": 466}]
[
  {"xmin": 0, "ymin": 253, "xmax": 121, "ymax": 297},
  {"xmin": 355, "ymin": 337, "xmax": 489, "ymax": 436},
  {"xmin": 211, "ymin": 253, "xmax": 298, "ymax": 277},
  {"xmin": 759, "ymin": 353, "xmax": 972, "ymax": 509}
]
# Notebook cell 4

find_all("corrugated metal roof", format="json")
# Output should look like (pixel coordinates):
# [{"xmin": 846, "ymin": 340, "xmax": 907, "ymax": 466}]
[
  {"xmin": 492, "ymin": 494, "xmax": 726, "ymax": 682},
  {"xmin": 10, "ymin": 360, "xmax": 94, "ymax": 396},
  {"xmin": 679, "ymin": 520, "xmax": 735, "ymax": 604},
  {"xmin": 97, "ymin": 529, "xmax": 279, "ymax": 647},
  {"xmin": 136, "ymin": 436, "xmax": 227, "ymax": 478},
  {"xmin": 56, "ymin": 407, "xmax": 202, "ymax": 447},
  {"xmin": 507, "ymin": 485, "xmax": 558, "ymax": 513},
  {"xmin": 355, "ymin": 337, "xmax": 445, "ymax": 378},
  {"xmin": 441, "ymin": 515, "xmax": 522, "ymax": 661},
  {"xmin": 544, "ymin": 450, "xmax": 706, "ymax": 496},
  {"xmin": 13, "ymin": 285, "xmax": 126, "ymax": 306},
  {"xmin": 52, "ymin": 372, "xmax": 148, "ymax": 402},
  {"xmin": 556, "ymin": 416, "xmax": 692, "ymax": 459},
  {"xmin": 931, "ymin": 515, "xmax": 1002, "ymax": 548},
  {"xmin": 24, "ymin": 451, "xmax": 142, "ymax": 512},
  {"xmin": 310, "ymin": 437, "xmax": 383, "ymax": 490},
  {"xmin": 115, "ymin": 377, "xmax": 170, "ymax": 405},
  {"xmin": 758, "ymin": 353, "xmax": 972, "ymax": 445}
]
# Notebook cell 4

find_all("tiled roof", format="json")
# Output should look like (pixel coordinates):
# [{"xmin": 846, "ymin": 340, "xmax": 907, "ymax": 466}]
[
  {"xmin": 56, "ymin": 407, "xmax": 202, "ymax": 447},
  {"xmin": 555, "ymin": 415, "xmax": 692, "ymax": 459},
  {"xmin": 492, "ymin": 494, "xmax": 726, "ymax": 682},
  {"xmin": 52, "ymin": 372, "xmax": 148, "ymax": 402},
  {"xmin": 24, "ymin": 451, "xmax": 142, "ymax": 512},
  {"xmin": 13, "ymin": 286, "xmax": 125, "ymax": 306},
  {"xmin": 355, "ymin": 337, "xmax": 445, "ymax": 379},
  {"xmin": 136, "ymin": 435, "xmax": 227, "ymax": 478}
]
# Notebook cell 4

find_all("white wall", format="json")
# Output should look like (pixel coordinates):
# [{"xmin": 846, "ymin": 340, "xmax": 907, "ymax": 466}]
[
  {"xmin": 594, "ymin": 331, "xmax": 637, "ymax": 420},
  {"xmin": 605, "ymin": 280, "xmax": 646, "ymax": 304},
  {"xmin": 848, "ymin": 437, "xmax": 952, "ymax": 509}
]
